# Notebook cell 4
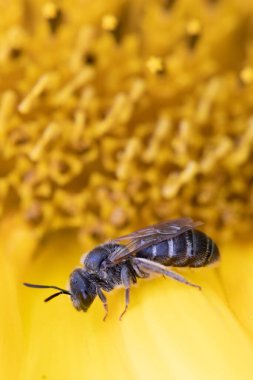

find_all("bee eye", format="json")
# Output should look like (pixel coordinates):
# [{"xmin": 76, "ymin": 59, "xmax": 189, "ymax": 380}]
[{"xmin": 81, "ymin": 289, "xmax": 90, "ymax": 301}]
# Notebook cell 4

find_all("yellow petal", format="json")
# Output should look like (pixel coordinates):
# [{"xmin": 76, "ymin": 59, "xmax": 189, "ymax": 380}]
[
  {"xmin": 0, "ymin": 217, "xmax": 35, "ymax": 380},
  {"xmin": 17, "ymin": 232, "xmax": 253, "ymax": 380},
  {"xmin": 220, "ymin": 243, "xmax": 253, "ymax": 336}
]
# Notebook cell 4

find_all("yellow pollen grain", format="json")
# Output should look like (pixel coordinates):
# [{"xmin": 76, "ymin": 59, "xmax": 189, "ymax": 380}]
[
  {"xmin": 196, "ymin": 78, "xmax": 221, "ymax": 124},
  {"xmin": 186, "ymin": 19, "xmax": 202, "ymax": 36},
  {"xmin": 146, "ymin": 56, "xmax": 164, "ymax": 74},
  {"xmin": 162, "ymin": 161, "xmax": 199, "ymax": 199},
  {"xmin": 53, "ymin": 68, "xmax": 95, "ymax": 106},
  {"xmin": 29, "ymin": 122, "xmax": 60, "ymax": 162},
  {"xmin": 239, "ymin": 66, "xmax": 253, "ymax": 85},
  {"xmin": 18, "ymin": 74, "xmax": 56, "ymax": 114},
  {"xmin": 102, "ymin": 14, "xmax": 118, "ymax": 32},
  {"xmin": 0, "ymin": 91, "xmax": 17, "ymax": 137},
  {"xmin": 129, "ymin": 79, "xmax": 146, "ymax": 103},
  {"xmin": 71, "ymin": 110, "xmax": 87, "ymax": 146},
  {"xmin": 144, "ymin": 116, "xmax": 171, "ymax": 163},
  {"xmin": 200, "ymin": 138, "xmax": 234, "ymax": 173},
  {"xmin": 226, "ymin": 118, "xmax": 253, "ymax": 166},
  {"xmin": 95, "ymin": 93, "xmax": 130, "ymax": 137},
  {"xmin": 43, "ymin": 2, "xmax": 59, "ymax": 19},
  {"xmin": 116, "ymin": 138, "xmax": 141, "ymax": 180}
]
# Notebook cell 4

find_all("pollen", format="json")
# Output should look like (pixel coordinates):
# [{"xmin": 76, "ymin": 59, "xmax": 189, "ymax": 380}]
[
  {"xmin": 239, "ymin": 66, "xmax": 253, "ymax": 85},
  {"xmin": 0, "ymin": 1, "xmax": 252, "ymax": 243},
  {"xmin": 185, "ymin": 19, "xmax": 202, "ymax": 37},
  {"xmin": 146, "ymin": 57, "xmax": 165, "ymax": 75},
  {"xmin": 102, "ymin": 14, "xmax": 119, "ymax": 32},
  {"xmin": 43, "ymin": 2, "xmax": 58, "ymax": 18}
]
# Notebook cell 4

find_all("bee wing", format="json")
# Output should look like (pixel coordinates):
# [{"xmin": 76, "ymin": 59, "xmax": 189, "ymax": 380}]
[{"xmin": 108, "ymin": 218, "xmax": 202, "ymax": 263}]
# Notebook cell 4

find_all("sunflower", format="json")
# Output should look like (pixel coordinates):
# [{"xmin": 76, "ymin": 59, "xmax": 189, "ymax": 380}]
[{"xmin": 1, "ymin": 1, "xmax": 253, "ymax": 379}]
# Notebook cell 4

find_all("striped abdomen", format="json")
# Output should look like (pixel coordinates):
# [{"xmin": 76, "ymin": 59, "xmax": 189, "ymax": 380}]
[{"xmin": 136, "ymin": 230, "xmax": 219, "ymax": 267}]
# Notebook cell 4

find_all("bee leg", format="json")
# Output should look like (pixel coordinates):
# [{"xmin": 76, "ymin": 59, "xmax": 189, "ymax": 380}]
[
  {"xmin": 131, "ymin": 261, "xmax": 149, "ymax": 278},
  {"xmin": 96, "ymin": 287, "xmax": 108, "ymax": 321},
  {"xmin": 119, "ymin": 288, "xmax": 130, "ymax": 321},
  {"xmin": 119, "ymin": 265, "xmax": 131, "ymax": 321},
  {"xmin": 132, "ymin": 258, "xmax": 201, "ymax": 290}
]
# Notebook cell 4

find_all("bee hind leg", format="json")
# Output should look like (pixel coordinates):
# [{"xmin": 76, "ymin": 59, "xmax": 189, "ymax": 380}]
[
  {"xmin": 132, "ymin": 258, "xmax": 201, "ymax": 290},
  {"xmin": 97, "ymin": 287, "xmax": 108, "ymax": 321}
]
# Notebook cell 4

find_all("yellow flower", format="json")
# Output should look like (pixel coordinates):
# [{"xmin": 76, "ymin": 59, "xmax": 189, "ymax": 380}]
[
  {"xmin": 1, "ymin": 1, "xmax": 253, "ymax": 380},
  {"xmin": 3, "ymin": 219, "xmax": 253, "ymax": 380}
]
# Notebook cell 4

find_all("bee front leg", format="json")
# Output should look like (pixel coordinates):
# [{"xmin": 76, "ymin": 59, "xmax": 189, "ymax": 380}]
[
  {"xmin": 119, "ymin": 265, "xmax": 132, "ymax": 321},
  {"xmin": 96, "ymin": 287, "xmax": 108, "ymax": 321}
]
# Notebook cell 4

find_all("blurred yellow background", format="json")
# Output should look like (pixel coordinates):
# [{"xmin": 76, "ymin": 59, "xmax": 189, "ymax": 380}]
[{"xmin": 0, "ymin": 1, "xmax": 253, "ymax": 379}]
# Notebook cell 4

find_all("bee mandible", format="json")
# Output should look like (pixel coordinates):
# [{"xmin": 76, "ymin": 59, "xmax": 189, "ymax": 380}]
[{"xmin": 24, "ymin": 218, "xmax": 220, "ymax": 320}]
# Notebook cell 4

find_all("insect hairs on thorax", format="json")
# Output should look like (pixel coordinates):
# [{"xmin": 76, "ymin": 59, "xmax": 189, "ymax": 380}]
[{"xmin": 82, "ymin": 243, "xmax": 137, "ymax": 291}]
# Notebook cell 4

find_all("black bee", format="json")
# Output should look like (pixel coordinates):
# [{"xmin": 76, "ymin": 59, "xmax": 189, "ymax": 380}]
[{"xmin": 24, "ymin": 218, "xmax": 220, "ymax": 320}]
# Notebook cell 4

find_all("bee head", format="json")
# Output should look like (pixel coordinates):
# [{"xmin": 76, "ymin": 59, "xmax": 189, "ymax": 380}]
[
  {"xmin": 69, "ymin": 269, "xmax": 97, "ymax": 312},
  {"xmin": 23, "ymin": 269, "xmax": 97, "ymax": 313}
]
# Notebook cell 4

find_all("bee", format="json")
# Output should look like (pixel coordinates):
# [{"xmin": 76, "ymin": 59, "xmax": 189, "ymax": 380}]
[{"xmin": 24, "ymin": 218, "xmax": 220, "ymax": 320}]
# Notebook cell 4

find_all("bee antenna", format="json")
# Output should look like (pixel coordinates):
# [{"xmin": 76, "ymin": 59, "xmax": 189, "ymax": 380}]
[
  {"xmin": 23, "ymin": 282, "xmax": 71, "ymax": 302},
  {"xmin": 44, "ymin": 291, "xmax": 70, "ymax": 302}
]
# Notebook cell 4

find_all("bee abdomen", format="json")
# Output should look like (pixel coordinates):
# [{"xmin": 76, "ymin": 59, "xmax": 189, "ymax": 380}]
[
  {"xmin": 183, "ymin": 230, "xmax": 220, "ymax": 267},
  {"xmin": 136, "ymin": 230, "xmax": 219, "ymax": 268}
]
